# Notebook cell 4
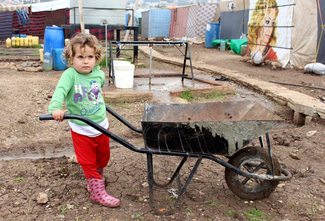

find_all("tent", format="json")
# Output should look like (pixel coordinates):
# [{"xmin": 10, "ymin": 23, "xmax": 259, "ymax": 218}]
[{"xmin": 219, "ymin": 0, "xmax": 323, "ymax": 68}]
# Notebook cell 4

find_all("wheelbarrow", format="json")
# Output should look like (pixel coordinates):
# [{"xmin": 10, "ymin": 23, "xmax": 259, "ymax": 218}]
[{"xmin": 39, "ymin": 100, "xmax": 292, "ymax": 208}]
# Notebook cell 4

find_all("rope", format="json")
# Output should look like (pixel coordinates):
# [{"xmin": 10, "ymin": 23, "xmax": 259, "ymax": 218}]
[{"xmin": 315, "ymin": 0, "xmax": 324, "ymax": 62}]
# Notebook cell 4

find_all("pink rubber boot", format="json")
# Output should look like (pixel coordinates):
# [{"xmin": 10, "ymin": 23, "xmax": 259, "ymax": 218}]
[
  {"xmin": 87, "ymin": 178, "xmax": 120, "ymax": 208},
  {"xmin": 87, "ymin": 168, "xmax": 105, "ymax": 192}
]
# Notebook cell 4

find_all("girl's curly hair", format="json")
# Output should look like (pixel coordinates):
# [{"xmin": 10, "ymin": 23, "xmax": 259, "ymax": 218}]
[{"xmin": 63, "ymin": 33, "xmax": 103, "ymax": 65}]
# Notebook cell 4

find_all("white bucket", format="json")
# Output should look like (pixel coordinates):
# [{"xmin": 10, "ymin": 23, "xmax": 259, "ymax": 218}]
[{"xmin": 114, "ymin": 63, "xmax": 135, "ymax": 88}]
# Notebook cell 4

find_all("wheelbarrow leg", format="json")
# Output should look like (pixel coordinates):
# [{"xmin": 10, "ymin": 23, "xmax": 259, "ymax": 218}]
[
  {"xmin": 265, "ymin": 132, "xmax": 275, "ymax": 175},
  {"xmin": 259, "ymin": 136, "xmax": 265, "ymax": 148},
  {"xmin": 175, "ymin": 157, "xmax": 202, "ymax": 206},
  {"xmin": 146, "ymin": 153, "xmax": 155, "ymax": 208},
  {"xmin": 260, "ymin": 133, "xmax": 275, "ymax": 175}
]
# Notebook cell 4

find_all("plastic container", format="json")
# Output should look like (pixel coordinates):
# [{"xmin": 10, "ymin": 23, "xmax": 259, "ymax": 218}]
[
  {"xmin": 6, "ymin": 38, "xmax": 11, "ymax": 48},
  {"xmin": 15, "ymin": 37, "xmax": 20, "ymax": 47},
  {"xmin": 44, "ymin": 26, "xmax": 64, "ymax": 53},
  {"xmin": 19, "ymin": 37, "xmax": 24, "ymax": 47},
  {"xmin": 205, "ymin": 22, "xmax": 220, "ymax": 48},
  {"xmin": 111, "ymin": 60, "xmax": 131, "ymax": 75},
  {"xmin": 43, "ymin": 51, "xmax": 53, "ymax": 71},
  {"xmin": 241, "ymin": 45, "xmax": 247, "ymax": 56},
  {"xmin": 39, "ymin": 49, "xmax": 44, "ymax": 62},
  {"xmin": 52, "ymin": 48, "xmax": 66, "ymax": 71},
  {"xmin": 32, "ymin": 36, "xmax": 39, "ymax": 46},
  {"xmin": 24, "ymin": 38, "xmax": 28, "ymax": 46},
  {"xmin": 220, "ymin": 40, "xmax": 226, "ymax": 51},
  {"xmin": 11, "ymin": 37, "xmax": 16, "ymax": 47},
  {"xmin": 114, "ymin": 63, "xmax": 135, "ymax": 88}
]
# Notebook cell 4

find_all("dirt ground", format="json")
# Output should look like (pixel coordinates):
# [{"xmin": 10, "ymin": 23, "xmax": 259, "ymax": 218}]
[{"xmin": 0, "ymin": 41, "xmax": 325, "ymax": 220}]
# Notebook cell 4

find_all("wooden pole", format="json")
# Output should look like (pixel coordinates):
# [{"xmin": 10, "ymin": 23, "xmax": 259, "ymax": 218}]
[
  {"xmin": 123, "ymin": 0, "xmax": 139, "ymax": 41},
  {"xmin": 78, "ymin": 0, "xmax": 85, "ymax": 33}
]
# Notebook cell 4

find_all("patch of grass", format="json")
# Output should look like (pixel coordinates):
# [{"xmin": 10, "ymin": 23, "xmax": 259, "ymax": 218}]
[
  {"xmin": 181, "ymin": 90, "xmax": 194, "ymax": 101},
  {"xmin": 131, "ymin": 214, "xmax": 142, "ymax": 220},
  {"xmin": 243, "ymin": 208, "xmax": 271, "ymax": 221},
  {"xmin": 115, "ymin": 103, "xmax": 132, "ymax": 109},
  {"xmin": 14, "ymin": 177, "xmax": 25, "ymax": 182},
  {"xmin": 136, "ymin": 63, "xmax": 146, "ymax": 68},
  {"xmin": 99, "ymin": 57, "xmax": 110, "ymax": 68},
  {"xmin": 204, "ymin": 200, "xmax": 217, "ymax": 207},
  {"xmin": 227, "ymin": 209, "xmax": 236, "ymax": 217},
  {"xmin": 204, "ymin": 91, "xmax": 226, "ymax": 101},
  {"xmin": 32, "ymin": 50, "xmax": 40, "ymax": 56}
]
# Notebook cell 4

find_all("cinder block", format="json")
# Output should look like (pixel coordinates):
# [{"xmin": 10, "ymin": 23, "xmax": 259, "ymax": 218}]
[
  {"xmin": 293, "ymin": 111, "xmax": 305, "ymax": 126},
  {"xmin": 305, "ymin": 116, "xmax": 312, "ymax": 125}
]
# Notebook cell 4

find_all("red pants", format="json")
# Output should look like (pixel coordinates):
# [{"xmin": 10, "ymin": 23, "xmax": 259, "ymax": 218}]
[{"xmin": 71, "ymin": 129, "xmax": 110, "ymax": 179}]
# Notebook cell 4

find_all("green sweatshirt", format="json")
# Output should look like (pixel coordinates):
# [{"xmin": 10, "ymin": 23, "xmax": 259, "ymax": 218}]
[{"xmin": 49, "ymin": 66, "xmax": 106, "ymax": 126}]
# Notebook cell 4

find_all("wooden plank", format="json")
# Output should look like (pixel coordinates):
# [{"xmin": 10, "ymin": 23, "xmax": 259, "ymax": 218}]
[
  {"xmin": 123, "ymin": 0, "xmax": 139, "ymax": 41},
  {"xmin": 78, "ymin": 0, "xmax": 85, "ymax": 33}
]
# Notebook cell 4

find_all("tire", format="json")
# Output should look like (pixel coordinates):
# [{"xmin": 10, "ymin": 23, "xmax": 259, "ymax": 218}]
[{"xmin": 225, "ymin": 146, "xmax": 281, "ymax": 200}]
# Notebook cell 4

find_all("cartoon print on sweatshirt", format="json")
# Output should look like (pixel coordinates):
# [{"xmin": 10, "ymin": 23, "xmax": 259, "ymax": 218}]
[
  {"xmin": 89, "ymin": 80, "xmax": 102, "ymax": 105},
  {"xmin": 73, "ymin": 76, "xmax": 103, "ymax": 116}
]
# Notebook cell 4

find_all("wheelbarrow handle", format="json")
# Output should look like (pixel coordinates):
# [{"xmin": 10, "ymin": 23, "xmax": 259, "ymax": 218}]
[
  {"xmin": 39, "ymin": 114, "xmax": 75, "ymax": 121},
  {"xmin": 39, "ymin": 114, "xmax": 55, "ymax": 121}
]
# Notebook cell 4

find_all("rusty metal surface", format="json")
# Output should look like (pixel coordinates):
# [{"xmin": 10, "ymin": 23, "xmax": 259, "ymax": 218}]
[{"xmin": 141, "ymin": 101, "xmax": 283, "ymax": 156}]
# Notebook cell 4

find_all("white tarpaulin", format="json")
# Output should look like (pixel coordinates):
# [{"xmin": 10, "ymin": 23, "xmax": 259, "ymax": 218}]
[
  {"xmin": 31, "ymin": 0, "xmax": 70, "ymax": 12},
  {"xmin": 0, "ymin": 4, "xmax": 29, "ymax": 12}
]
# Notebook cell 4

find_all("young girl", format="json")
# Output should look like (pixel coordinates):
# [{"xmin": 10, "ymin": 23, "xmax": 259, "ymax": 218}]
[{"xmin": 49, "ymin": 33, "xmax": 120, "ymax": 208}]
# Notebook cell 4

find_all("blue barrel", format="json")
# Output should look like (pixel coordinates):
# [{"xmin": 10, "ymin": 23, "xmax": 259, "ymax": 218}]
[
  {"xmin": 52, "ymin": 48, "xmax": 66, "ymax": 71},
  {"xmin": 44, "ymin": 26, "xmax": 64, "ymax": 53},
  {"xmin": 205, "ymin": 22, "xmax": 220, "ymax": 48}
]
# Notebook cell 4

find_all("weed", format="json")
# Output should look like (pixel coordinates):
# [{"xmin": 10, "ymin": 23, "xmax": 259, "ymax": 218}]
[
  {"xmin": 116, "ymin": 103, "xmax": 132, "ymax": 109},
  {"xmin": 32, "ymin": 50, "xmax": 40, "ymax": 56},
  {"xmin": 204, "ymin": 200, "xmax": 217, "ymax": 207},
  {"xmin": 60, "ymin": 206, "xmax": 67, "ymax": 215},
  {"xmin": 185, "ymin": 207, "xmax": 192, "ymax": 213},
  {"xmin": 14, "ymin": 177, "xmax": 24, "ymax": 182},
  {"xmin": 50, "ymin": 191, "xmax": 55, "ymax": 197},
  {"xmin": 243, "ymin": 208, "xmax": 271, "ymax": 221},
  {"xmin": 181, "ymin": 90, "xmax": 194, "ymax": 101},
  {"xmin": 131, "ymin": 214, "xmax": 142, "ymax": 220},
  {"xmin": 204, "ymin": 91, "xmax": 226, "ymax": 101},
  {"xmin": 227, "ymin": 209, "xmax": 236, "ymax": 217},
  {"xmin": 137, "ymin": 63, "xmax": 146, "ymax": 68}
]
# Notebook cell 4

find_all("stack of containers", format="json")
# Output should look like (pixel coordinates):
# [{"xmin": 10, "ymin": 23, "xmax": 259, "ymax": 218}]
[
  {"xmin": 43, "ymin": 26, "xmax": 66, "ymax": 71},
  {"xmin": 5, "ymin": 35, "xmax": 39, "ymax": 48}
]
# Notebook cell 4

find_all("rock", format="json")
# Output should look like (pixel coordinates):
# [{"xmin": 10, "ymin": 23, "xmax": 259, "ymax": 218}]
[
  {"xmin": 142, "ymin": 182, "xmax": 149, "ymax": 188},
  {"xmin": 289, "ymin": 153, "xmax": 300, "ymax": 160},
  {"xmin": 36, "ymin": 192, "xmax": 48, "ymax": 204},
  {"xmin": 306, "ymin": 130, "xmax": 317, "ymax": 137},
  {"xmin": 24, "ymin": 67, "xmax": 43, "ymax": 72},
  {"xmin": 68, "ymin": 155, "xmax": 78, "ymax": 164},
  {"xmin": 21, "ymin": 62, "xmax": 35, "ymax": 68}
]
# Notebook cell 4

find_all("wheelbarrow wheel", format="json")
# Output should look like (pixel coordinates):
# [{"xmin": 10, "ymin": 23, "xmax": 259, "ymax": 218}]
[{"xmin": 225, "ymin": 146, "xmax": 281, "ymax": 200}]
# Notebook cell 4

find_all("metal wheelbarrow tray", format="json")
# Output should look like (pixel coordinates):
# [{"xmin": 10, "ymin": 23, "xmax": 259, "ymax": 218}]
[{"xmin": 39, "ymin": 100, "xmax": 292, "ymax": 208}]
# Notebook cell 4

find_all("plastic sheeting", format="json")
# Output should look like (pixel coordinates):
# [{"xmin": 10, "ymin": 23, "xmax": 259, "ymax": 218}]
[
  {"xmin": 169, "ymin": 6, "xmax": 189, "ymax": 38},
  {"xmin": 141, "ymin": 9, "xmax": 171, "ymax": 38},
  {"xmin": 290, "ymin": 0, "xmax": 318, "ymax": 68},
  {"xmin": 0, "ymin": 12, "xmax": 13, "ymax": 40},
  {"xmin": 31, "ymin": 0, "xmax": 69, "ymax": 12},
  {"xmin": 185, "ymin": 4, "xmax": 218, "ymax": 38}
]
